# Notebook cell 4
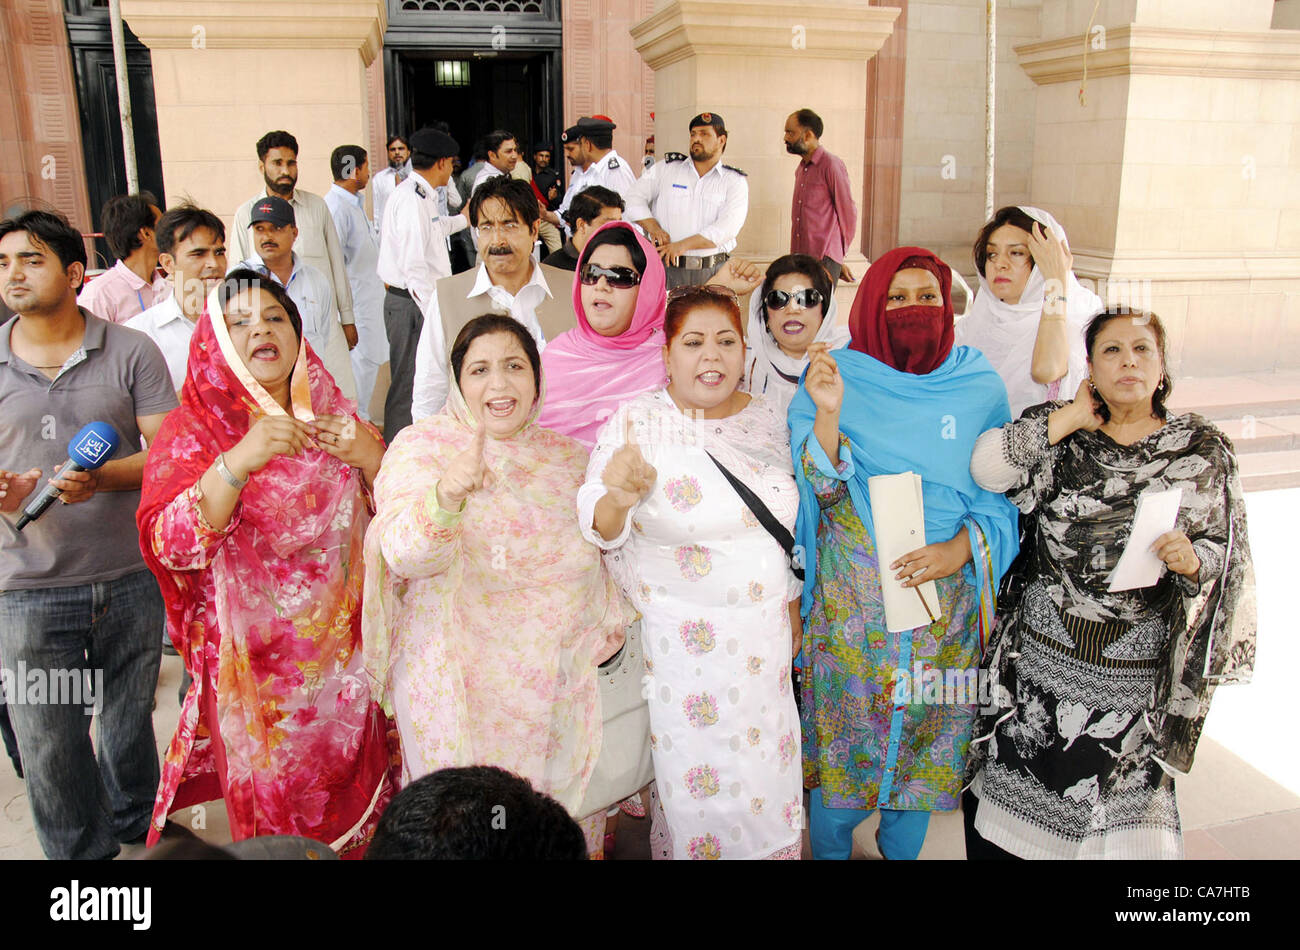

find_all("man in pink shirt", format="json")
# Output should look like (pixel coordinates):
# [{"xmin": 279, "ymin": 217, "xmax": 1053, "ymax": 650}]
[
  {"xmin": 77, "ymin": 192, "xmax": 170, "ymax": 324},
  {"xmin": 785, "ymin": 109, "xmax": 858, "ymax": 285}
]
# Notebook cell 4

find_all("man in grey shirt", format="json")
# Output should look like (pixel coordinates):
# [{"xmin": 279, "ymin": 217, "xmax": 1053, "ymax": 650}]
[{"xmin": 0, "ymin": 210, "xmax": 178, "ymax": 859}]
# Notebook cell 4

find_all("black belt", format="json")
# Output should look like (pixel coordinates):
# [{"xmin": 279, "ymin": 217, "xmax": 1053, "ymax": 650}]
[{"xmin": 386, "ymin": 285, "xmax": 412, "ymax": 299}]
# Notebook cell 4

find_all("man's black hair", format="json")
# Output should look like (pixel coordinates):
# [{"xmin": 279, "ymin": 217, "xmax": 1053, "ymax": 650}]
[
  {"xmin": 101, "ymin": 192, "xmax": 159, "ymax": 259},
  {"xmin": 0, "ymin": 210, "xmax": 88, "ymax": 289},
  {"xmin": 155, "ymin": 204, "xmax": 226, "ymax": 257},
  {"xmin": 793, "ymin": 108, "xmax": 824, "ymax": 139},
  {"xmin": 330, "ymin": 144, "xmax": 369, "ymax": 181},
  {"xmin": 256, "ymin": 130, "xmax": 299, "ymax": 161},
  {"xmin": 484, "ymin": 129, "xmax": 517, "ymax": 157},
  {"xmin": 467, "ymin": 175, "xmax": 540, "ymax": 229},
  {"xmin": 365, "ymin": 766, "xmax": 587, "ymax": 860}
]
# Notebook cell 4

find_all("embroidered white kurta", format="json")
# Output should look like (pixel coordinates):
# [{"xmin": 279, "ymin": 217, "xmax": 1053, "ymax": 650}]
[{"xmin": 579, "ymin": 389, "xmax": 803, "ymax": 859}]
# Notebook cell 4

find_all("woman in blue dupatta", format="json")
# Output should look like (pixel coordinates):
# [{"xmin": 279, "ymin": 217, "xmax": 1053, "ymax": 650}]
[{"xmin": 788, "ymin": 246, "xmax": 1019, "ymax": 859}]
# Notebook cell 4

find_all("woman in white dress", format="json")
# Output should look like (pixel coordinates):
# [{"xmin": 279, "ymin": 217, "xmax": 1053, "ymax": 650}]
[
  {"xmin": 955, "ymin": 206, "xmax": 1103, "ymax": 419},
  {"xmin": 578, "ymin": 285, "xmax": 804, "ymax": 860}
]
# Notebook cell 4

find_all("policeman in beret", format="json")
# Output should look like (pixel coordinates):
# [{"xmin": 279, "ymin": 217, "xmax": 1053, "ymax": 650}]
[
  {"xmin": 548, "ymin": 115, "xmax": 638, "ymax": 233},
  {"xmin": 624, "ymin": 112, "xmax": 750, "ymax": 288},
  {"xmin": 375, "ymin": 126, "xmax": 471, "ymax": 440}
]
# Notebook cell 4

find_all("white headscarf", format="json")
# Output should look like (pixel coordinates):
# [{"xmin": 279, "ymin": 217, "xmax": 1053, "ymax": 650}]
[
  {"xmin": 954, "ymin": 206, "xmax": 1103, "ymax": 419},
  {"xmin": 743, "ymin": 279, "xmax": 849, "ymax": 418}
]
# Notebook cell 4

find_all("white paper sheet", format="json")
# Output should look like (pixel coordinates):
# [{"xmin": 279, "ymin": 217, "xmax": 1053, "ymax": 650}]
[
  {"xmin": 1106, "ymin": 487, "xmax": 1183, "ymax": 592},
  {"xmin": 867, "ymin": 472, "xmax": 943, "ymax": 632}
]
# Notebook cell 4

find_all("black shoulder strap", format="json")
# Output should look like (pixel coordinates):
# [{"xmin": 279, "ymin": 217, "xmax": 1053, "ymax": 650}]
[{"xmin": 705, "ymin": 451, "xmax": 804, "ymax": 581}]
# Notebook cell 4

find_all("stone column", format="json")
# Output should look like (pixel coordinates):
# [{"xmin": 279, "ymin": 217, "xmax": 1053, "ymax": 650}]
[
  {"xmin": 1016, "ymin": 0, "xmax": 1300, "ymax": 374},
  {"xmin": 632, "ymin": 0, "xmax": 900, "ymax": 280},
  {"xmin": 120, "ymin": 0, "xmax": 386, "ymax": 230}
]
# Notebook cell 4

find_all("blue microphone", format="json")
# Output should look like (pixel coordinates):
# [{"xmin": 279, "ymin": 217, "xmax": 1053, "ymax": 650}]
[{"xmin": 15, "ymin": 422, "xmax": 121, "ymax": 532}]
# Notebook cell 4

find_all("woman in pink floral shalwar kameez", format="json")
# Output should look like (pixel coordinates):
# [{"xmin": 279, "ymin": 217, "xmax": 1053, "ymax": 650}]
[{"xmin": 138, "ymin": 270, "xmax": 397, "ymax": 857}]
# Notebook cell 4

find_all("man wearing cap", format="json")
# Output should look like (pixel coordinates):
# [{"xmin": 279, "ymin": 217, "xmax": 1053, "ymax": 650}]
[
  {"xmin": 624, "ymin": 112, "xmax": 749, "ymax": 289},
  {"xmin": 546, "ymin": 116, "xmax": 638, "ymax": 233},
  {"xmin": 235, "ymin": 195, "xmax": 357, "ymax": 399},
  {"xmin": 533, "ymin": 144, "xmax": 561, "ymax": 211},
  {"xmin": 376, "ymin": 127, "xmax": 472, "ymax": 441},
  {"xmin": 229, "ymin": 131, "xmax": 358, "ymax": 353}
]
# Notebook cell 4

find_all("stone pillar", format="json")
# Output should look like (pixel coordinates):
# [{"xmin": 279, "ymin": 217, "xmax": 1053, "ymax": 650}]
[
  {"xmin": 1016, "ymin": 0, "xmax": 1300, "ymax": 374},
  {"xmin": 631, "ymin": 0, "xmax": 900, "ymax": 278},
  {"xmin": 120, "ymin": 0, "xmax": 385, "ymax": 231}
]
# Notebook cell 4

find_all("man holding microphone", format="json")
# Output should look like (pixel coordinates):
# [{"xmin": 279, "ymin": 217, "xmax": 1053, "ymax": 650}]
[{"xmin": 0, "ymin": 210, "xmax": 177, "ymax": 859}]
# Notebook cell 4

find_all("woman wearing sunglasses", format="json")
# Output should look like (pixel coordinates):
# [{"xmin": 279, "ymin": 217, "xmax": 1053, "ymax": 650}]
[
  {"xmin": 537, "ymin": 221, "xmax": 668, "ymax": 449},
  {"xmin": 578, "ymin": 284, "xmax": 805, "ymax": 860},
  {"xmin": 744, "ymin": 254, "xmax": 849, "ymax": 416}
]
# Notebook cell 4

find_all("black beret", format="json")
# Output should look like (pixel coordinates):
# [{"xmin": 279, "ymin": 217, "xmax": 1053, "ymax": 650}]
[{"xmin": 409, "ymin": 127, "xmax": 459, "ymax": 159}]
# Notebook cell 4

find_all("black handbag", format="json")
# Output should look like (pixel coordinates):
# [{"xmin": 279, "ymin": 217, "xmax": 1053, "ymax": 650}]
[{"xmin": 996, "ymin": 511, "xmax": 1035, "ymax": 619}]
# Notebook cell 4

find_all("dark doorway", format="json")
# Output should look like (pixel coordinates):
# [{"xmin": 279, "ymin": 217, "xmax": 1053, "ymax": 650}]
[
  {"xmin": 387, "ymin": 51, "xmax": 558, "ymax": 166},
  {"xmin": 64, "ymin": 2, "xmax": 165, "ymax": 271}
]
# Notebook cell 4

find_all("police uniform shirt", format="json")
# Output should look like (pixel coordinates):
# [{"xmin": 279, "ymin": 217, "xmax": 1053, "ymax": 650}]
[
  {"xmin": 376, "ymin": 170, "xmax": 469, "ymax": 309},
  {"xmin": 623, "ymin": 153, "xmax": 749, "ymax": 257},
  {"xmin": 556, "ymin": 149, "xmax": 638, "ymax": 221}
]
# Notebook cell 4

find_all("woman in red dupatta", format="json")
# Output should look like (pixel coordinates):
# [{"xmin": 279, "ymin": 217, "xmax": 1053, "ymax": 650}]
[{"xmin": 138, "ymin": 269, "xmax": 396, "ymax": 857}]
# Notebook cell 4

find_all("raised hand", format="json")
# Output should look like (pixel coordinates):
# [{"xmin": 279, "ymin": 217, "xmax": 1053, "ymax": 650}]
[
  {"xmin": 1070, "ymin": 376, "xmax": 1105, "ymax": 432},
  {"xmin": 436, "ymin": 423, "xmax": 489, "ymax": 512},
  {"xmin": 0, "ymin": 467, "xmax": 42, "ymax": 514},
  {"xmin": 713, "ymin": 257, "xmax": 763, "ymax": 295},
  {"xmin": 311, "ymin": 414, "xmax": 386, "ymax": 488},
  {"xmin": 601, "ymin": 417, "xmax": 657, "ymax": 510},
  {"xmin": 225, "ymin": 415, "xmax": 316, "ymax": 481},
  {"xmin": 1028, "ymin": 221, "xmax": 1072, "ymax": 292},
  {"xmin": 805, "ymin": 342, "xmax": 844, "ymax": 415}
]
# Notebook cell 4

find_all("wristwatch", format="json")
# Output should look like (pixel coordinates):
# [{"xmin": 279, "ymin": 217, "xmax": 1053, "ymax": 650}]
[{"xmin": 215, "ymin": 453, "xmax": 248, "ymax": 489}]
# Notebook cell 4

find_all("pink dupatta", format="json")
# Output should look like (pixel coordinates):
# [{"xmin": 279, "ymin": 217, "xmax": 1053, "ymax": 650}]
[
  {"xmin": 138, "ymin": 286, "xmax": 394, "ymax": 854},
  {"xmin": 535, "ymin": 220, "xmax": 667, "ymax": 447}
]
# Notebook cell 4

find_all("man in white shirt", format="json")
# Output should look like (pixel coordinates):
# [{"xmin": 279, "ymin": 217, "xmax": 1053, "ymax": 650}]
[
  {"xmin": 547, "ymin": 116, "xmax": 639, "ymax": 233},
  {"xmin": 235, "ymin": 195, "xmax": 356, "ymax": 399},
  {"xmin": 370, "ymin": 134, "xmax": 411, "ymax": 242},
  {"xmin": 325, "ymin": 145, "xmax": 386, "ymax": 422},
  {"xmin": 411, "ymin": 175, "xmax": 575, "ymax": 421},
  {"xmin": 228, "ymin": 130, "xmax": 358, "ymax": 352},
  {"xmin": 125, "ymin": 204, "xmax": 227, "ymax": 392},
  {"xmin": 625, "ymin": 112, "xmax": 750, "ymax": 288},
  {"xmin": 376, "ymin": 128, "xmax": 471, "ymax": 440},
  {"xmin": 471, "ymin": 130, "xmax": 520, "ymax": 196}
]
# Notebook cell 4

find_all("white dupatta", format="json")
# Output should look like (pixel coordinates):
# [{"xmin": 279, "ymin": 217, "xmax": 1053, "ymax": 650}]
[{"xmin": 955, "ymin": 206, "xmax": 1102, "ymax": 419}]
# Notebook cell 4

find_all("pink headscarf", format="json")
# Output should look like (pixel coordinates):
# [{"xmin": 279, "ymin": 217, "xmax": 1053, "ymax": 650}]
[{"xmin": 536, "ymin": 220, "xmax": 667, "ymax": 448}]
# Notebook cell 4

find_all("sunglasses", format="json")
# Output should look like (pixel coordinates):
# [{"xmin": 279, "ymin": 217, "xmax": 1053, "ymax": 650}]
[
  {"xmin": 580, "ymin": 263, "xmax": 641, "ymax": 289},
  {"xmin": 764, "ymin": 288, "xmax": 822, "ymax": 311}
]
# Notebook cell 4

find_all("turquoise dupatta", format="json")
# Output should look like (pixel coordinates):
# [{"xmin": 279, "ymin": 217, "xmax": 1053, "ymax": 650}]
[{"xmin": 788, "ymin": 344, "xmax": 1020, "ymax": 638}]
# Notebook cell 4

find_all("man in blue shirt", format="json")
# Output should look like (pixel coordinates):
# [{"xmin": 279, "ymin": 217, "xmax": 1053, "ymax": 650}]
[{"xmin": 325, "ymin": 145, "xmax": 387, "ymax": 422}]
